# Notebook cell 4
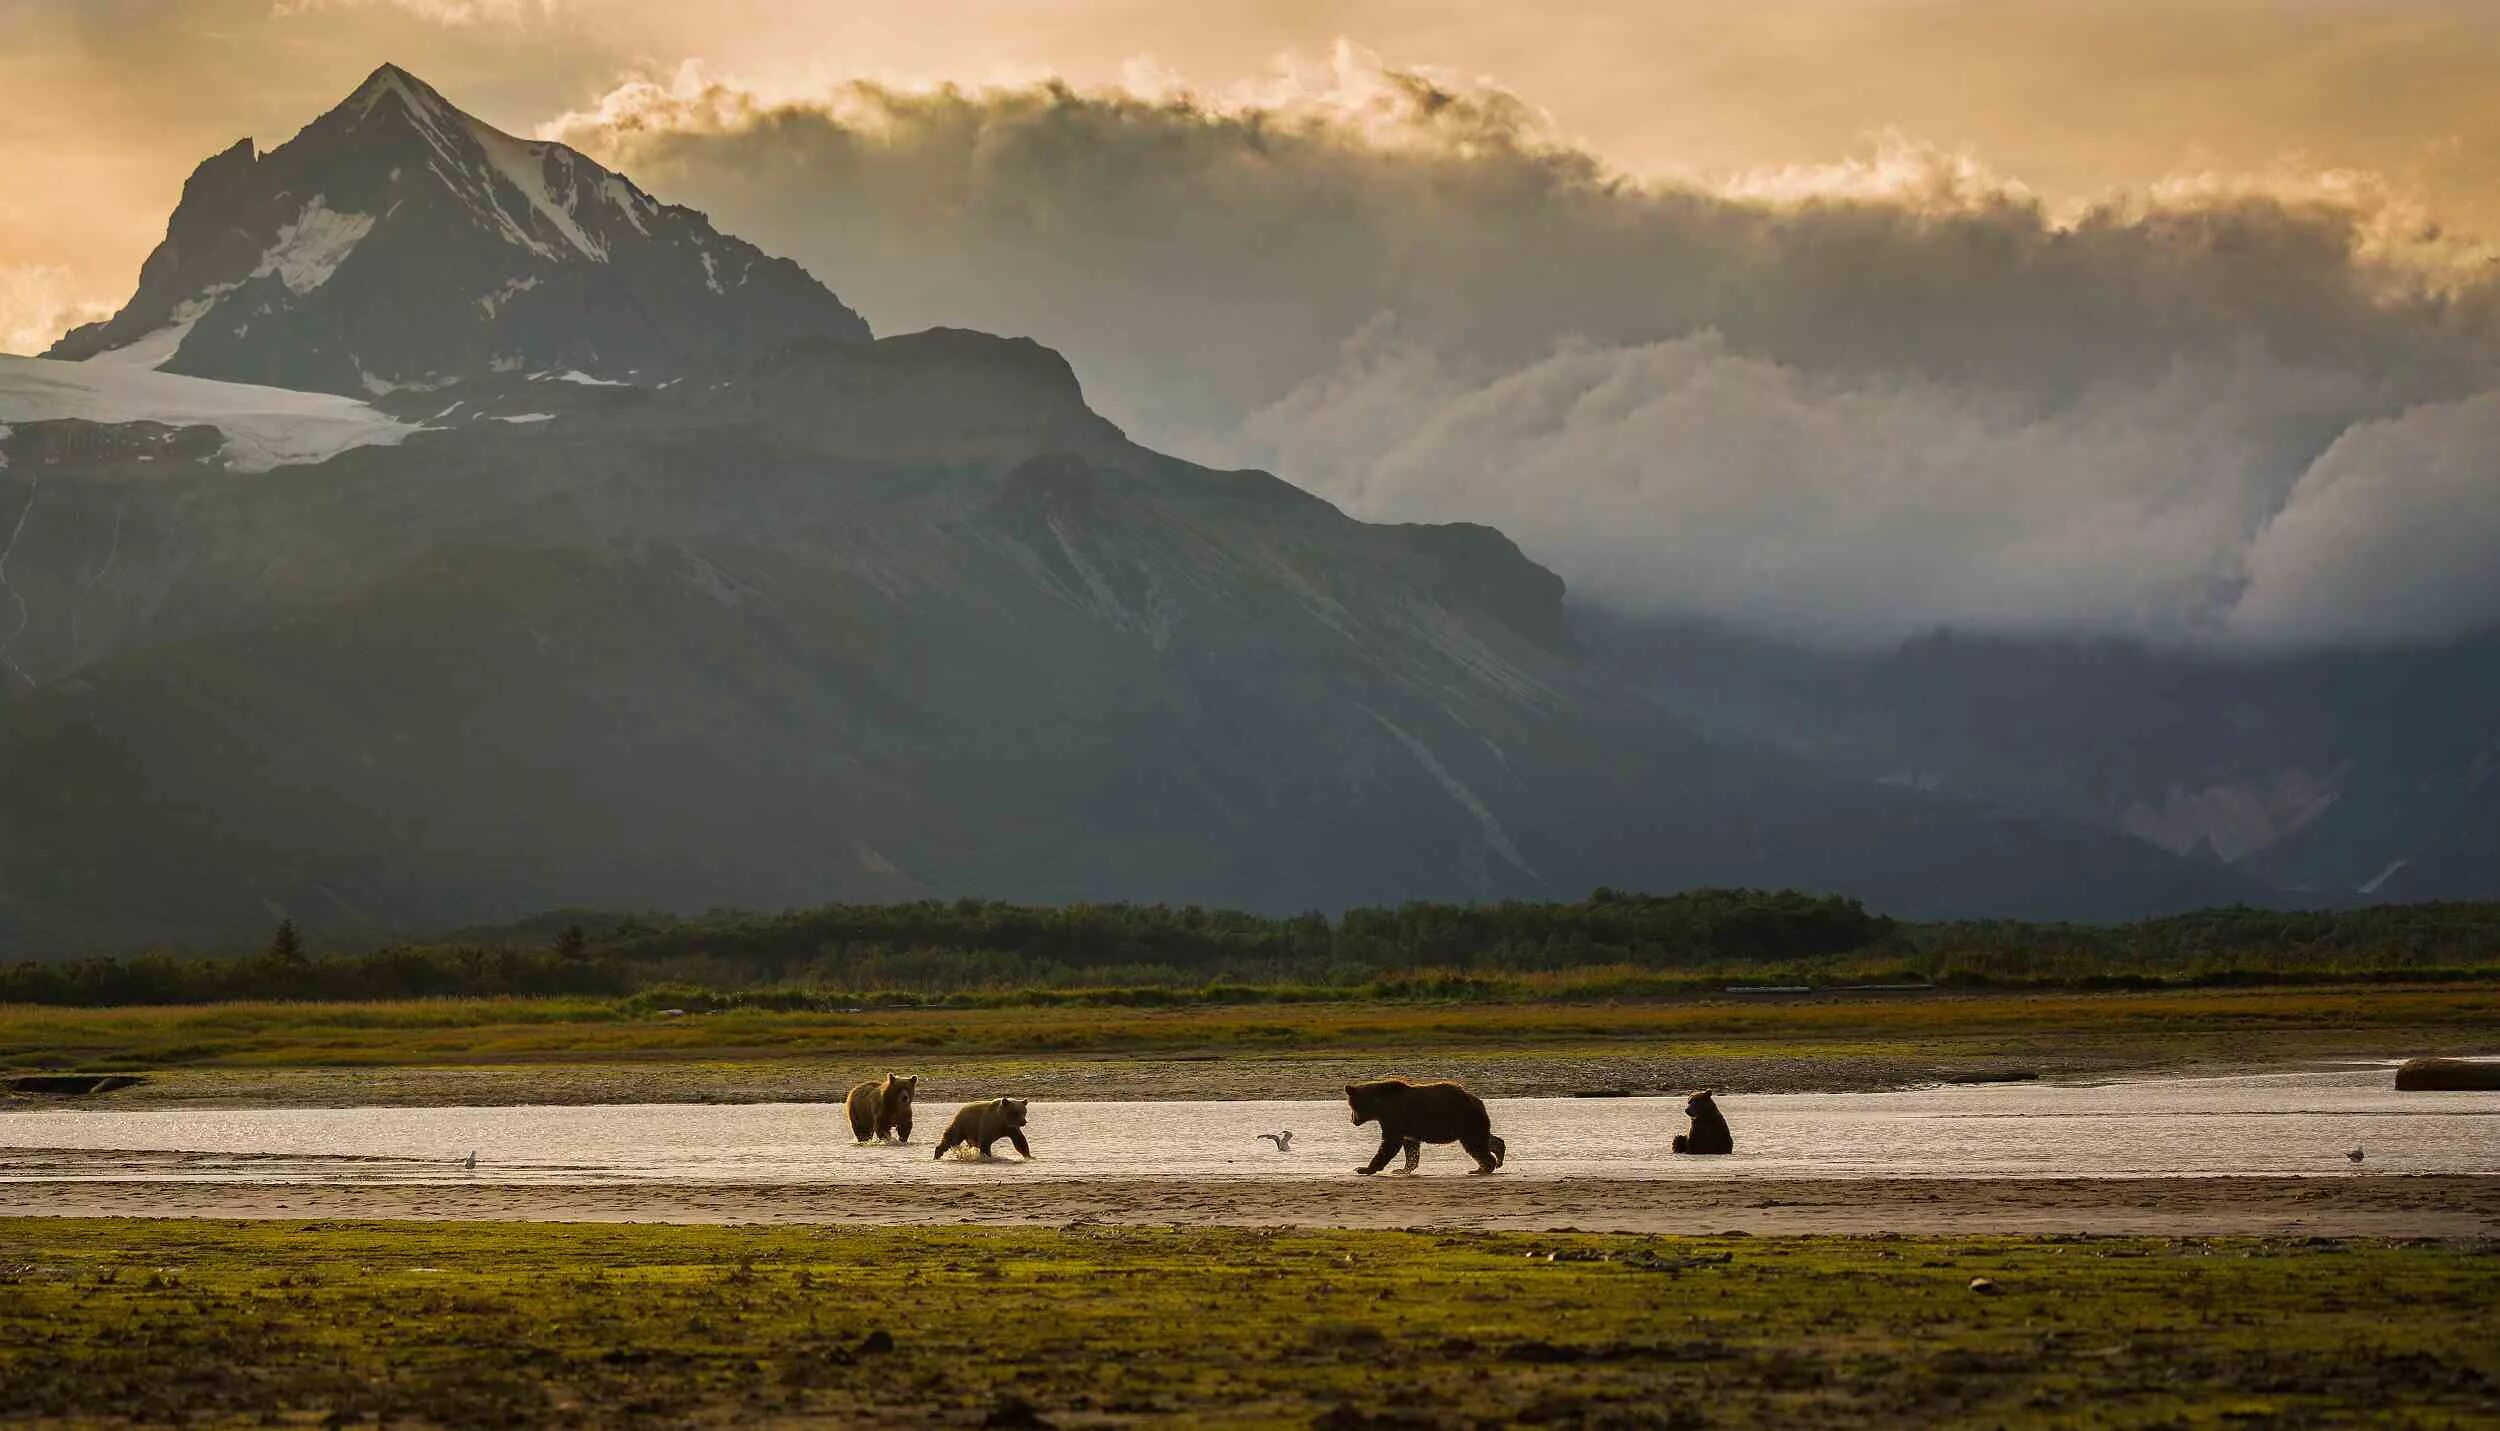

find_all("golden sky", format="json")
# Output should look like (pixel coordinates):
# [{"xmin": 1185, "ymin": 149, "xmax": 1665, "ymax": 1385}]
[{"xmin": 7, "ymin": 0, "xmax": 2500, "ymax": 351}]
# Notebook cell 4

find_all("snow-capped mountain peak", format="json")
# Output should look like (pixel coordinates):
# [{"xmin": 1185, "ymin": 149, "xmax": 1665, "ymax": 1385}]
[
  {"xmin": 346, "ymin": 62, "xmax": 448, "ymax": 125},
  {"xmin": 47, "ymin": 63, "xmax": 867, "ymax": 396},
  {"xmin": 340, "ymin": 62, "xmax": 626, "ymax": 265}
]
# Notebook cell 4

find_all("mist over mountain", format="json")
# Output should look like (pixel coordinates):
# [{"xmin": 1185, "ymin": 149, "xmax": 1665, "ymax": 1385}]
[
  {"xmin": 1591, "ymin": 616, "xmax": 2500, "ymax": 902},
  {"xmin": 545, "ymin": 53, "xmax": 2500, "ymax": 655},
  {"xmin": 0, "ymin": 64, "xmax": 2294, "ymax": 950},
  {"xmin": 525, "ymin": 53, "xmax": 2500, "ymax": 904}
]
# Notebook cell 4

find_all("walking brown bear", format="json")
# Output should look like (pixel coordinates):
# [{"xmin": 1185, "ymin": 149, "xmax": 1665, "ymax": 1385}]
[
  {"xmin": 845, "ymin": 1073, "xmax": 918, "ymax": 1144},
  {"xmin": 1345, "ymin": 1078, "xmax": 1506, "ymax": 1175},
  {"xmin": 1672, "ymin": 1089, "xmax": 1733, "ymax": 1154},
  {"xmin": 932, "ymin": 1097, "xmax": 1033, "ymax": 1159}
]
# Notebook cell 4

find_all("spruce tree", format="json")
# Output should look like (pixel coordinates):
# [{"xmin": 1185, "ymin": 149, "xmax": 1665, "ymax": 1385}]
[{"xmin": 267, "ymin": 918, "xmax": 306, "ymax": 969}]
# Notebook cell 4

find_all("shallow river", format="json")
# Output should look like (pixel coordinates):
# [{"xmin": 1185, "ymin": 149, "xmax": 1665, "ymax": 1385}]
[{"xmin": 2, "ymin": 1065, "xmax": 2492, "ymax": 1186}]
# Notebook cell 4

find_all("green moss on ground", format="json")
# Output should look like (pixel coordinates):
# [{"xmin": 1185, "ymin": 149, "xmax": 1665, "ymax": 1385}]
[{"xmin": 1, "ymin": 1221, "xmax": 2492, "ymax": 1427}]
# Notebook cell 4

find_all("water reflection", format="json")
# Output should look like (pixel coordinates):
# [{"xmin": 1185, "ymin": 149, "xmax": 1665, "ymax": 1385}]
[{"xmin": 1, "ymin": 1066, "xmax": 2491, "ymax": 1186}]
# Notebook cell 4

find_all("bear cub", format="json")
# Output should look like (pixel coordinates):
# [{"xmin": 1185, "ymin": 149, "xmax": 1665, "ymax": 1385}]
[
  {"xmin": 1672, "ymin": 1089, "xmax": 1733, "ymax": 1154},
  {"xmin": 933, "ymin": 1097, "xmax": 1033, "ymax": 1160}
]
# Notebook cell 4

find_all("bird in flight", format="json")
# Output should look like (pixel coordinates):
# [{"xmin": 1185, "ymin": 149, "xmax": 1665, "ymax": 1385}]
[{"xmin": 1258, "ymin": 1131, "xmax": 1294, "ymax": 1152}]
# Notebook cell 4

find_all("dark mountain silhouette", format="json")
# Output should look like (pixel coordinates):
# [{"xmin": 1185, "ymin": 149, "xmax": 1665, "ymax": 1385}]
[
  {"xmin": 1597, "ymin": 618, "xmax": 2500, "ymax": 902},
  {"xmin": 47, "ymin": 64, "xmax": 865, "ymax": 395}
]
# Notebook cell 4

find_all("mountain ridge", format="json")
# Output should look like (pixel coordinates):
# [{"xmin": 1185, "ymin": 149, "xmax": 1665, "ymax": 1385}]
[
  {"xmin": 0, "ymin": 64, "xmax": 2282, "ymax": 949},
  {"xmin": 46, "ymin": 63, "xmax": 867, "ymax": 395}
]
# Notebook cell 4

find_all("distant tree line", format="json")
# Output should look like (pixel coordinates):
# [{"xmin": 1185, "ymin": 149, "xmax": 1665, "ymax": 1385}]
[{"xmin": 2, "ymin": 891, "xmax": 2495, "ymax": 1007}]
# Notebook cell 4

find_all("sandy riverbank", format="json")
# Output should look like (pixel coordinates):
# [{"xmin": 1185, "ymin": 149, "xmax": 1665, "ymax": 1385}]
[
  {"xmin": 13, "ymin": 1044, "xmax": 2464, "ymax": 1113},
  {"xmin": 7, "ymin": 1173, "xmax": 2493, "ymax": 1237}
]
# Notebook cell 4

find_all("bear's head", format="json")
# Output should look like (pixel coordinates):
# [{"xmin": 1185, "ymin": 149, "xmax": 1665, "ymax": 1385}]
[
  {"xmin": 887, "ymin": 1074, "xmax": 917, "ymax": 1107},
  {"xmin": 1685, "ymin": 1090, "xmax": 1720, "ymax": 1118},
  {"xmin": 1000, "ymin": 1097, "xmax": 1028, "ymax": 1127},
  {"xmin": 1345, "ymin": 1080, "xmax": 1402, "ymax": 1126}
]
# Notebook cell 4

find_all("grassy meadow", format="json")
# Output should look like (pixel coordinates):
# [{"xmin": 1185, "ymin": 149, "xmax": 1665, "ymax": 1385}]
[
  {"xmin": 1, "ymin": 981, "xmax": 2490, "ymax": 1108},
  {"xmin": 8, "ymin": 894, "xmax": 2493, "ymax": 1099},
  {"xmin": 4, "ymin": 983, "xmax": 2493, "ymax": 1074},
  {"xmin": 3, "ymin": 1220, "xmax": 2493, "ymax": 1427}
]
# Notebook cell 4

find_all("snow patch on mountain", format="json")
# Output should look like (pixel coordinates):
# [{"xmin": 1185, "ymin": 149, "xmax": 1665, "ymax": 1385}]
[
  {"xmin": 252, "ymin": 199, "xmax": 375, "ymax": 294},
  {"xmin": 349, "ymin": 63, "xmax": 607, "ymax": 265},
  {"xmin": 356, "ymin": 363, "xmax": 450, "ymax": 397},
  {"xmin": 464, "ymin": 121, "xmax": 607, "ymax": 262},
  {"xmin": 478, "ymin": 276, "xmax": 538, "ymax": 317},
  {"xmin": 2358, "ymin": 858, "xmax": 2411, "ymax": 895},
  {"xmin": 0, "ymin": 355, "xmax": 413, "ymax": 472},
  {"xmin": 83, "ymin": 286, "xmax": 234, "ymax": 371},
  {"xmin": 601, "ymin": 175, "xmax": 654, "ymax": 233},
  {"xmin": 2119, "ymin": 767, "xmax": 2346, "ymax": 863},
  {"xmin": 45, "ymin": 62, "xmax": 870, "ymax": 394},
  {"xmin": 1366, "ymin": 707, "xmax": 1537, "ymax": 879}
]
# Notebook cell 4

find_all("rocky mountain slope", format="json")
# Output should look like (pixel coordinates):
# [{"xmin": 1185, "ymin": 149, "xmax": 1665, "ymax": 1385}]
[
  {"xmin": 0, "ymin": 67, "xmax": 2270, "ymax": 949},
  {"xmin": 45, "ymin": 64, "xmax": 864, "ymax": 395}
]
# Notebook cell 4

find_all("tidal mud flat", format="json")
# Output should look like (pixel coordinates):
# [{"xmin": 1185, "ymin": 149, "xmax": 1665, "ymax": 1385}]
[
  {"xmin": 8, "ymin": 1173, "xmax": 2496, "ymax": 1239},
  {"xmin": 15, "ymin": 1038, "xmax": 2494, "ymax": 1114},
  {"xmin": 5, "ymin": 1049, "xmax": 1971, "ymax": 1112},
  {"xmin": 4, "ymin": 1070, "xmax": 2494, "ymax": 1236}
]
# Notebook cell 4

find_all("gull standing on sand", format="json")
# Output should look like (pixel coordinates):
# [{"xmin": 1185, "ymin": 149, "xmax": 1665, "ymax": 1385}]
[
  {"xmin": 1258, "ymin": 1131, "xmax": 1293, "ymax": 1152},
  {"xmin": 461, "ymin": 1150, "xmax": 478, "ymax": 1170},
  {"xmin": 2346, "ymin": 1147, "xmax": 2364, "ymax": 1163}
]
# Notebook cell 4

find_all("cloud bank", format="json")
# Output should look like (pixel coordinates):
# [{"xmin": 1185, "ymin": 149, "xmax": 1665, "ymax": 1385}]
[
  {"xmin": 548, "ymin": 51, "xmax": 2497, "ymax": 648},
  {"xmin": 270, "ymin": 0, "xmax": 565, "ymax": 24},
  {"xmin": 0, "ymin": 265, "xmax": 114, "ymax": 358}
]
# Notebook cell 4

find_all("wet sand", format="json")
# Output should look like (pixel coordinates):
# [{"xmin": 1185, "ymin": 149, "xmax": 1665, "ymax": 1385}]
[
  {"xmin": 17, "ymin": 1041, "xmax": 2468, "ymax": 1113},
  {"xmin": 2, "ymin": 1053, "xmax": 1991, "ymax": 1110},
  {"xmin": 8, "ymin": 1173, "xmax": 2494, "ymax": 1238}
]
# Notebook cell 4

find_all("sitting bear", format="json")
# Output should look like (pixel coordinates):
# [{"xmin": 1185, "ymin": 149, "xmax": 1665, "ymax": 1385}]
[
  {"xmin": 845, "ymin": 1072, "xmax": 918, "ymax": 1144},
  {"xmin": 1672, "ymin": 1089, "xmax": 1733, "ymax": 1154},
  {"xmin": 932, "ymin": 1097, "xmax": 1033, "ymax": 1160},
  {"xmin": 1345, "ymin": 1078, "xmax": 1506, "ymax": 1175}
]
